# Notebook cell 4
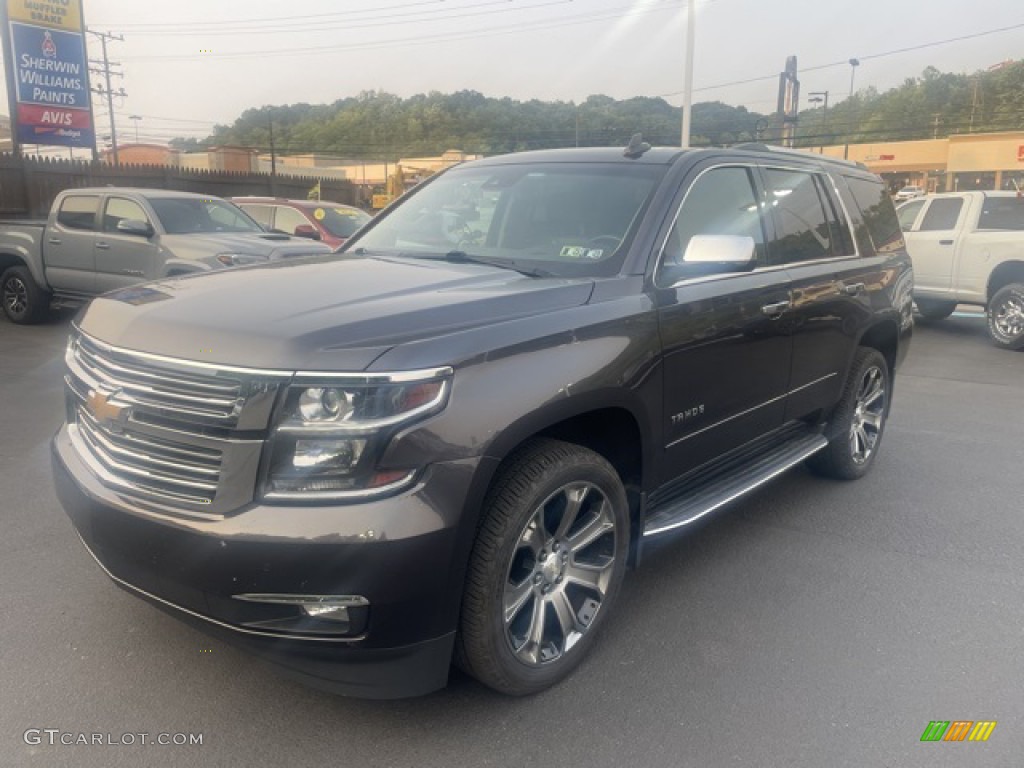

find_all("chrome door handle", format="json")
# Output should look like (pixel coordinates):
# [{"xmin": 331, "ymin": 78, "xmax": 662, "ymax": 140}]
[
  {"xmin": 939, "ymin": 239, "xmax": 954, "ymax": 245},
  {"xmin": 48, "ymin": 238, "xmax": 62, "ymax": 245},
  {"xmin": 761, "ymin": 300, "xmax": 791, "ymax": 317},
  {"xmin": 96, "ymin": 241, "xmax": 111, "ymax": 250},
  {"xmin": 120, "ymin": 269, "xmax": 145, "ymax": 276},
  {"xmin": 840, "ymin": 282, "xmax": 866, "ymax": 296}
]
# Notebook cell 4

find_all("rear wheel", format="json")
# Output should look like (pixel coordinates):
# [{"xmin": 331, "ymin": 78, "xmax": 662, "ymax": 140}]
[
  {"xmin": 914, "ymin": 298, "xmax": 956, "ymax": 321},
  {"xmin": 457, "ymin": 438, "xmax": 629, "ymax": 695},
  {"xmin": 987, "ymin": 283, "xmax": 1024, "ymax": 350},
  {"xmin": 1, "ymin": 266, "xmax": 51, "ymax": 324},
  {"xmin": 807, "ymin": 347, "xmax": 891, "ymax": 481}
]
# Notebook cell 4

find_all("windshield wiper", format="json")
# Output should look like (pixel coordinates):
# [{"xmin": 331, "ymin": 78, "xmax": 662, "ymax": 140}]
[{"xmin": 426, "ymin": 251, "xmax": 553, "ymax": 278}]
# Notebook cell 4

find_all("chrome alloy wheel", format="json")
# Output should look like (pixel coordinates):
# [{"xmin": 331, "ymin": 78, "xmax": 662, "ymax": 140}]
[
  {"xmin": 503, "ymin": 482, "xmax": 617, "ymax": 666},
  {"xmin": 3, "ymin": 276, "xmax": 27, "ymax": 316},
  {"xmin": 992, "ymin": 293, "xmax": 1024, "ymax": 339},
  {"xmin": 850, "ymin": 365, "xmax": 886, "ymax": 465}
]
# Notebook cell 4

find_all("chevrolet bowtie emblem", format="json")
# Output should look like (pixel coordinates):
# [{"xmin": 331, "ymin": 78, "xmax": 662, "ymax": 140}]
[{"xmin": 86, "ymin": 389, "xmax": 129, "ymax": 427}]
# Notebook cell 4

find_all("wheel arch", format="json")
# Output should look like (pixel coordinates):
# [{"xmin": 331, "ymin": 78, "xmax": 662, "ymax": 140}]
[
  {"xmin": 0, "ymin": 251, "xmax": 45, "ymax": 289},
  {"xmin": 986, "ymin": 260, "xmax": 1024, "ymax": 304}
]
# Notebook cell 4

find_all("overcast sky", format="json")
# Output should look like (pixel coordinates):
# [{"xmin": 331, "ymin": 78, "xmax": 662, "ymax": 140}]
[{"xmin": 2, "ymin": 0, "xmax": 1021, "ymax": 147}]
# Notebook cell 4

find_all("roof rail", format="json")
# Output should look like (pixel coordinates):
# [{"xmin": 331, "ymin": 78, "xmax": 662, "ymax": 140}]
[{"xmin": 732, "ymin": 143, "xmax": 868, "ymax": 171}]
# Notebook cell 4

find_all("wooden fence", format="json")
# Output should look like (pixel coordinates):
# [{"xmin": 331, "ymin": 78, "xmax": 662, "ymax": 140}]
[{"xmin": 0, "ymin": 153, "xmax": 358, "ymax": 217}]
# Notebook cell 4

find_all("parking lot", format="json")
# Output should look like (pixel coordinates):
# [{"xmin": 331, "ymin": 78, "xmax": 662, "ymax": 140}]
[{"xmin": 2, "ymin": 310, "xmax": 1021, "ymax": 767}]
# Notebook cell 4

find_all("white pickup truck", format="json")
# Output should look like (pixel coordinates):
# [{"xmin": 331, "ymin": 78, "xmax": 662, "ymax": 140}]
[
  {"xmin": 0, "ymin": 188, "xmax": 332, "ymax": 324},
  {"xmin": 897, "ymin": 191, "xmax": 1024, "ymax": 349}
]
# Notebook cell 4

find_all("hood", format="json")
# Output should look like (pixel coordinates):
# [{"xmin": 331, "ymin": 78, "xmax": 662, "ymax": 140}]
[
  {"xmin": 158, "ymin": 232, "xmax": 332, "ymax": 260},
  {"xmin": 78, "ymin": 254, "xmax": 595, "ymax": 371}
]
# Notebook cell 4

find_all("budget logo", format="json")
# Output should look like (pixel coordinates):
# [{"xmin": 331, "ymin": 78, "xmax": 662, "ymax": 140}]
[{"xmin": 920, "ymin": 720, "xmax": 997, "ymax": 742}]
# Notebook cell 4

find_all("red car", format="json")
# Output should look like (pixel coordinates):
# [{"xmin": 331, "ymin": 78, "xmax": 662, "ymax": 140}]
[{"xmin": 233, "ymin": 197, "xmax": 371, "ymax": 249}]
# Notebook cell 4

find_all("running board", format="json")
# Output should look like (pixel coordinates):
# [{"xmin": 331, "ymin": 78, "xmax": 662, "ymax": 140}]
[{"xmin": 643, "ymin": 432, "xmax": 828, "ymax": 538}]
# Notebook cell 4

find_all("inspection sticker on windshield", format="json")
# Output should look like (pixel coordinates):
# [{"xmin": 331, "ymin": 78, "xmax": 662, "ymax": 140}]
[
  {"xmin": 560, "ymin": 245, "xmax": 604, "ymax": 260},
  {"xmin": 314, "ymin": 208, "xmax": 326, "ymax": 220}
]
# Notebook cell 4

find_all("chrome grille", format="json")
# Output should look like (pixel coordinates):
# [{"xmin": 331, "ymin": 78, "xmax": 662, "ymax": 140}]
[
  {"xmin": 72, "ymin": 334, "xmax": 244, "ymax": 426},
  {"xmin": 64, "ymin": 329, "xmax": 286, "ymax": 517},
  {"xmin": 76, "ymin": 405, "xmax": 222, "ymax": 505}
]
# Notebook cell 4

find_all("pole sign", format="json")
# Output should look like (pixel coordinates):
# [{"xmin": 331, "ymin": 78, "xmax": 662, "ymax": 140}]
[{"xmin": 1, "ymin": 0, "xmax": 95, "ymax": 150}]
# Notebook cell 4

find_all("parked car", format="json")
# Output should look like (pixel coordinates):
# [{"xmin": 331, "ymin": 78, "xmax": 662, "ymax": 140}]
[
  {"xmin": 894, "ymin": 185, "xmax": 924, "ymax": 202},
  {"xmin": 52, "ymin": 143, "xmax": 913, "ymax": 699},
  {"xmin": 897, "ymin": 191, "xmax": 1024, "ymax": 348},
  {"xmin": 0, "ymin": 188, "xmax": 333, "ymax": 323},
  {"xmin": 232, "ymin": 197, "xmax": 371, "ymax": 249}
]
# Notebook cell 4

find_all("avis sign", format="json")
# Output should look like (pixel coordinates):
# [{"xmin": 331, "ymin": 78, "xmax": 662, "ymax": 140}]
[{"xmin": 1, "ymin": 0, "xmax": 95, "ymax": 149}]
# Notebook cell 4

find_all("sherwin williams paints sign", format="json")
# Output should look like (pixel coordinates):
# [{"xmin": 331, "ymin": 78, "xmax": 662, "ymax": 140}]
[{"xmin": 2, "ymin": 0, "xmax": 95, "ymax": 148}]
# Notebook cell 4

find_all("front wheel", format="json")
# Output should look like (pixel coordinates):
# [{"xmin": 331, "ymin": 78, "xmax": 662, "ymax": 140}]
[
  {"xmin": 914, "ymin": 298, "xmax": 956, "ymax": 321},
  {"xmin": 1, "ymin": 266, "xmax": 51, "ymax": 324},
  {"xmin": 987, "ymin": 283, "xmax": 1024, "ymax": 350},
  {"xmin": 457, "ymin": 438, "xmax": 629, "ymax": 695},
  {"xmin": 807, "ymin": 347, "xmax": 891, "ymax": 481}
]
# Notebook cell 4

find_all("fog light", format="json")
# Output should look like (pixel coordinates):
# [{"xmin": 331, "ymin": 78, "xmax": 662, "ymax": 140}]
[
  {"xmin": 292, "ymin": 439, "xmax": 365, "ymax": 470},
  {"xmin": 302, "ymin": 603, "xmax": 351, "ymax": 623}
]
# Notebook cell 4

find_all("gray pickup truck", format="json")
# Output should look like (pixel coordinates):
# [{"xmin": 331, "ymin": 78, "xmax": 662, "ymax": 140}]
[{"xmin": 0, "ymin": 187, "xmax": 332, "ymax": 323}]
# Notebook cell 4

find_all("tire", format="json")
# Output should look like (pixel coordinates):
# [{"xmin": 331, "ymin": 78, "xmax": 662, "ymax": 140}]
[
  {"xmin": 1, "ymin": 266, "xmax": 51, "ymax": 324},
  {"xmin": 914, "ymin": 298, "xmax": 956, "ymax": 322},
  {"xmin": 807, "ymin": 347, "xmax": 891, "ymax": 481},
  {"xmin": 457, "ymin": 438, "xmax": 629, "ymax": 696},
  {"xmin": 986, "ymin": 283, "xmax": 1024, "ymax": 350}
]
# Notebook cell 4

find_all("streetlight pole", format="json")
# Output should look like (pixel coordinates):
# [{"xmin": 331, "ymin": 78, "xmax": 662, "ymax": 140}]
[
  {"xmin": 680, "ymin": 0, "xmax": 696, "ymax": 147},
  {"xmin": 808, "ymin": 91, "xmax": 828, "ymax": 153},
  {"xmin": 844, "ymin": 58, "xmax": 859, "ymax": 160}
]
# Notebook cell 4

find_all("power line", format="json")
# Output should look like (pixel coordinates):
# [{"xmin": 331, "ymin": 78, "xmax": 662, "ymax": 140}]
[
  {"xmin": 657, "ymin": 20, "xmax": 1024, "ymax": 97},
  {"xmin": 121, "ymin": 0, "xmax": 560, "ymax": 37},
  {"xmin": 122, "ymin": 0, "xmax": 692, "ymax": 62},
  {"xmin": 87, "ymin": 29, "xmax": 126, "ymax": 164}
]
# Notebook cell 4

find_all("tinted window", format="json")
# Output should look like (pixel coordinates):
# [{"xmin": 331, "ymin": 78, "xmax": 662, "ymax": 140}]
[
  {"xmin": 844, "ymin": 175, "xmax": 906, "ymax": 253},
  {"xmin": 978, "ymin": 198, "xmax": 1024, "ymax": 230},
  {"xmin": 815, "ymin": 176, "xmax": 855, "ymax": 257},
  {"xmin": 274, "ymin": 206, "xmax": 310, "ymax": 235},
  {"xmin": 56, "ymin": 195, "xmax": 99, "ymax": 231},
  {"xmin": 241, "ymin": 204, "xmax": 274, "ymax": 229},
  {"xmin": 150, "ymin": 198, "xmax": 262, "ymax": 234},
  {"xmin": 896, "ymin": 199, "xmax": 926, "ymax": 231},
  {"xmin": 317, "ymin": 207, "xmax": 372, "ymax": 238},
  {"xmin": 351, "ymin": 162, "xmax": 665, "ymax": 278},
  {"xmin": 657, "ymin": 166, "xmax": 764, "ymax": 283},
  {"xmin": 919, "ymin": 198, "xmax": 963, "ymax": 231},
  {"xmin": 764, "ymin": 169, "xmax": 835, "ymax": 264},
  {"xmin": 103, "ymin": 198, "xmax": 149, "ymax": 232}
]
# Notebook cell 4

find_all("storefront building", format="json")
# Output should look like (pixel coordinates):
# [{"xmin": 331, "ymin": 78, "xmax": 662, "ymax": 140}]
[{"xmin": 821, "ymin": 131, "xmax": 1024, "ymax": 194}]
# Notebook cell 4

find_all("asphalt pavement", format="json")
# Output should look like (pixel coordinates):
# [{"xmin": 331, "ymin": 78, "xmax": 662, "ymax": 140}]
[{"xmin": 1, "ymin": 309, "xmax": 1021, "ymax": 768}]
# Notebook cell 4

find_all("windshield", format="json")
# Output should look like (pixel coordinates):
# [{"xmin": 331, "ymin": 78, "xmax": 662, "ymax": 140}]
[
  {"xmin": 348, "ymin": 162, "xmax": 666, "ymax": 276},
  {"xmin": 316, "ymin": 206, "xmax": 372, "ymax": 238},
  {"xmin": 150, "ymin": 198, "xmax": 264, "ymax": 235}
]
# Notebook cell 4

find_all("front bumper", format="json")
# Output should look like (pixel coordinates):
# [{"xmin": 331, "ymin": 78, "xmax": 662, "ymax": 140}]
[{"xmin": 52, "ymin": 425, "xmax": 486, "ymax": 699}]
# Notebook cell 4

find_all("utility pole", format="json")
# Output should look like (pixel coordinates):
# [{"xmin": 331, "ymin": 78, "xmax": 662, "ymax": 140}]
[
  {"xmin": 843, "ymin": 58, "xmax": 860, "ymax": 160},
  {"xmin": 129, "ymin": 114, "xmax": 141, "ymax": 143},
  {"xmin": 268, "ymin": 118, "xmax": 277, "ymax": 195},
  {"xmin": 87, "ymin": 29, "xmax": 126, "ymax": 165},
  {"xmin": 932, "ymin": 113, "xmax": 942, "ymax": 139},
  {"xmin": 680, "ymin": 0, "xmax": 696, "ymax": 147},
  {"xmin": 808, "ymin": 91, "xmax": 829, "ymax": 153},
  {"xmin": 969, "ymin": 78, "xmax": 981, "ymax": 133}
]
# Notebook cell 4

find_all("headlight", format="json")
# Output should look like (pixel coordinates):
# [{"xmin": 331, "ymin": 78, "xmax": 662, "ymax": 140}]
[
  {"xmin": 262, "ymin": 369, "xmax": 452, "ymax": 502},
  {"xmin": 216, "ymin": 253, "xmax": 267, "ymax": 266}
]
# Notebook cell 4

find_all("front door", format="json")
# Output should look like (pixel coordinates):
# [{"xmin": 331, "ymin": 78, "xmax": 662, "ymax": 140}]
[
  {"xmin": 44, "ymin": 193, "xmax": 99, "ymax": 295},
  {"xmin": 655, "ymin": 163, "xmax": 793, "ymax": 484},
  {"xmin": 94, "ymin": 197, "xmax": 159, "ymax": 293}
]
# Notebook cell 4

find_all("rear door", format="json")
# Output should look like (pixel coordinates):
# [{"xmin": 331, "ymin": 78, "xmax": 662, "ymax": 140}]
[
  {"xmin": 94, "ymin": 196, "xmax": 160, "ymax": 292},
  {"xmin": 655, "ymin": 162, "xmax": 793, "ymax": 482},
  {"xmin": 759, "ymin": 165, "xmax": 871, "ymax": 420},
  {"xmin": 902, "ymin": 195, "xmax": 967, "ymax": 293},
  {"xmin": 44, "ymin": 194, "xmax": 99, "ymax": 295}
]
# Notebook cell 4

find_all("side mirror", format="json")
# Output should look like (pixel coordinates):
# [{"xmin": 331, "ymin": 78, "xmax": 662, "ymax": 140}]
[
  {"xmin": 116, "ymin": 219, "xmax": 154, "ymax": 238},
  {"xmin": 293, "ymin": 224, "xmax": 321, "ymax": 241},
  {"xmin": 682, "ymin": 234, "xmax": 756, "ymax": 269}
]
